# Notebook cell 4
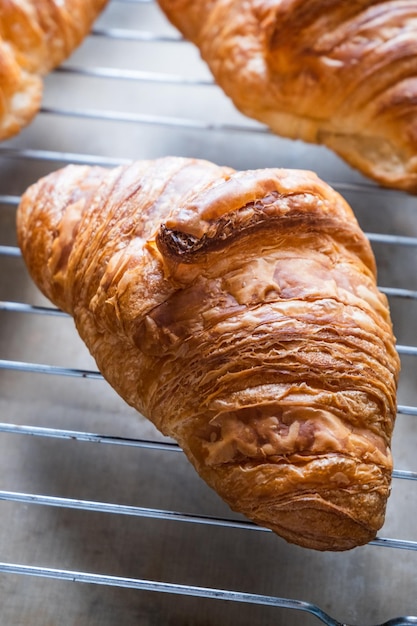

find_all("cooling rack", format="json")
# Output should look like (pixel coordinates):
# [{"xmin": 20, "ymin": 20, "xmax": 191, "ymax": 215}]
[{"xmin": 0, "ymin": 1, "xmax": 417, "ymax": 625}]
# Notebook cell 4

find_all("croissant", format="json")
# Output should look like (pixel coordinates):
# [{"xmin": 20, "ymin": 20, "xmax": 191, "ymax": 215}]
[
  {"xmin": 16, "ymin": 156, "xmax": 400, "ymax": 551},
  {"xmin": 0, "ymin": 0, "xmax": 108, "ymax": 141},
  {"xmin": 157, "ymin": 0, "xmax": 417, "ymax": 193}
]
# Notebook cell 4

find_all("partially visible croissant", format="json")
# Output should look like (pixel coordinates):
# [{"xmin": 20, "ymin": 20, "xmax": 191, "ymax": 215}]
[
  {"xmin": 157, "ymin": 0, "xmax": 417, "ymax": 193},
  {"xmin": 0, "ymin": 0, "xmax": 108, "ymax": 141},
  {"xmin": 17, "ymin": 156, "xmax": 400, "ymax": 551}
]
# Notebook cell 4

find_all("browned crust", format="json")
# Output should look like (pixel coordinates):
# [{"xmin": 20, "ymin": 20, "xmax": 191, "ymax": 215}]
[{"xmin": 16, "ymin": 157, "xmax": 400, "ymax": 550}]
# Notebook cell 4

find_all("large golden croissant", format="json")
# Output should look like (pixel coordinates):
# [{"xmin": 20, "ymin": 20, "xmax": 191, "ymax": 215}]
[
  {"xmin": 17, "ymin": 156, "xmax": 400, "ymax": 551},
  {"xmin": 0, "ymin": 0, "xmax": 108, "ymax": 141},
  {"xmin": 157, "ymin": 0, "xmax": 417, "ymax": 193}
]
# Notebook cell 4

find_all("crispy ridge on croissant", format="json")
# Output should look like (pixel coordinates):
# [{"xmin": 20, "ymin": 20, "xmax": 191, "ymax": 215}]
[
  {"xmin": 16, "ymin": 156, "xmax": 400, "ymax": 551},
  {"xmin": 157, "ymin": 0, "xmax": 417, "ymax": 192},
  {"xmin": 0, "ymin": 0, "xmax": 108, "ymax": 141}
]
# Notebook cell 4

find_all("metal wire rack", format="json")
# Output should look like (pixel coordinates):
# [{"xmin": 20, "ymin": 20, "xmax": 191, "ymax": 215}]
[{"xmin": 0, "ymin": 1, "xmax": 417, "ymax": 624}]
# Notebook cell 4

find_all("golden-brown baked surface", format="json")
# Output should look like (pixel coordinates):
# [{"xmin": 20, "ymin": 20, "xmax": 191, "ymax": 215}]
[
  {"xmin": 157, "ymin": 0, "xmax": 417, "ymax": 193},
  {"xmin": 17, "ymin": 157, "xmax": 400, "ymax": 550},
  {"xmin": 0, "ymin": 0, "xmax": 108, "ymax": 141}
]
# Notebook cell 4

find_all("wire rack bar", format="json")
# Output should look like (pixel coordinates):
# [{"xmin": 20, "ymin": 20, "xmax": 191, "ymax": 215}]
[
  {"xmin": 0, "ymin": 302, "xmax": 67, "ymax": 317},
  {"xmin": 0, "ymin": 359, "xmax": 103, "ymax": 379},
  {"xmin": 0, "ymin": 562, "xmax": 347, "ymax": 626},
  {"xmin": 370, "ymin": 538, "xmax": 417, "ymax": 552},
  {"xmin": 0, "ymin": 422, "xmax": 415, "ymax": 480},
  {"xmin": 393, "ymin": 470, "xmax": 417, "ymax": 481},
  {"xmin": 0, "ymin": 489, "xmax": 416, "ymax": 552},
  {"xmin": 0, "ymin": 490, "xmax": 259, "ymax": 531},
  {"xmin": 396, "ymin": 405, "xmax": 417, "ymax": 416},
  {"xmin": 0, "ymin": 194, "xmax": 20, "ymax": 205},
  {"xmin": 57, "ymin": 64, "xmax": 211, "ymax": 85},
  {"xmin": 114, "ymin": 0, "xmax": 154, "ymax": 4},
  {"xmin": 0, "ymin": 148, "xmax": 129, "ymax": 167},
  {"xmin": 91, "ymin": 27, "xmax": 181, "ymax": 42},
  {"xmin": 367, "ymin": 233, "xmax": 417, "ymax": 247},
  {"xmin": 380, "ymin": 287, "xmax": 417, "ymax": 300},
  {"xmin": 0, "ymin": 245, "xmax": 21, "ymax": 257},
  {"xmin": 396, "ymin": 345, "xmax": 417, "ymax": 356},
  {"xmin": 0, "ymin": 422, "xmax": 180, "ymax": 451},
  {"xmin": 40, "ymin": 104, "xmax": 267, "ymax": 133}
]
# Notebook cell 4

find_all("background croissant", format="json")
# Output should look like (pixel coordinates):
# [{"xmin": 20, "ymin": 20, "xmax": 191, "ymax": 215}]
[
  {"xmin": 0, "ymin": 0, "xmax": 108, "ymax": 141},
  {"xmin": 157, "ymin": 0, "xmax": 417, "ymax": 193},
  {"xmin": 16, "ymin": 156, "xmax": 400, "ymax": 551}
]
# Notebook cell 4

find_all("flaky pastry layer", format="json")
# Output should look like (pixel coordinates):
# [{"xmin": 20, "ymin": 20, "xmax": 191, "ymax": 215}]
[{"xmin": 17, "ymin": 157, "xmax": 400, "ymax": 550}]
